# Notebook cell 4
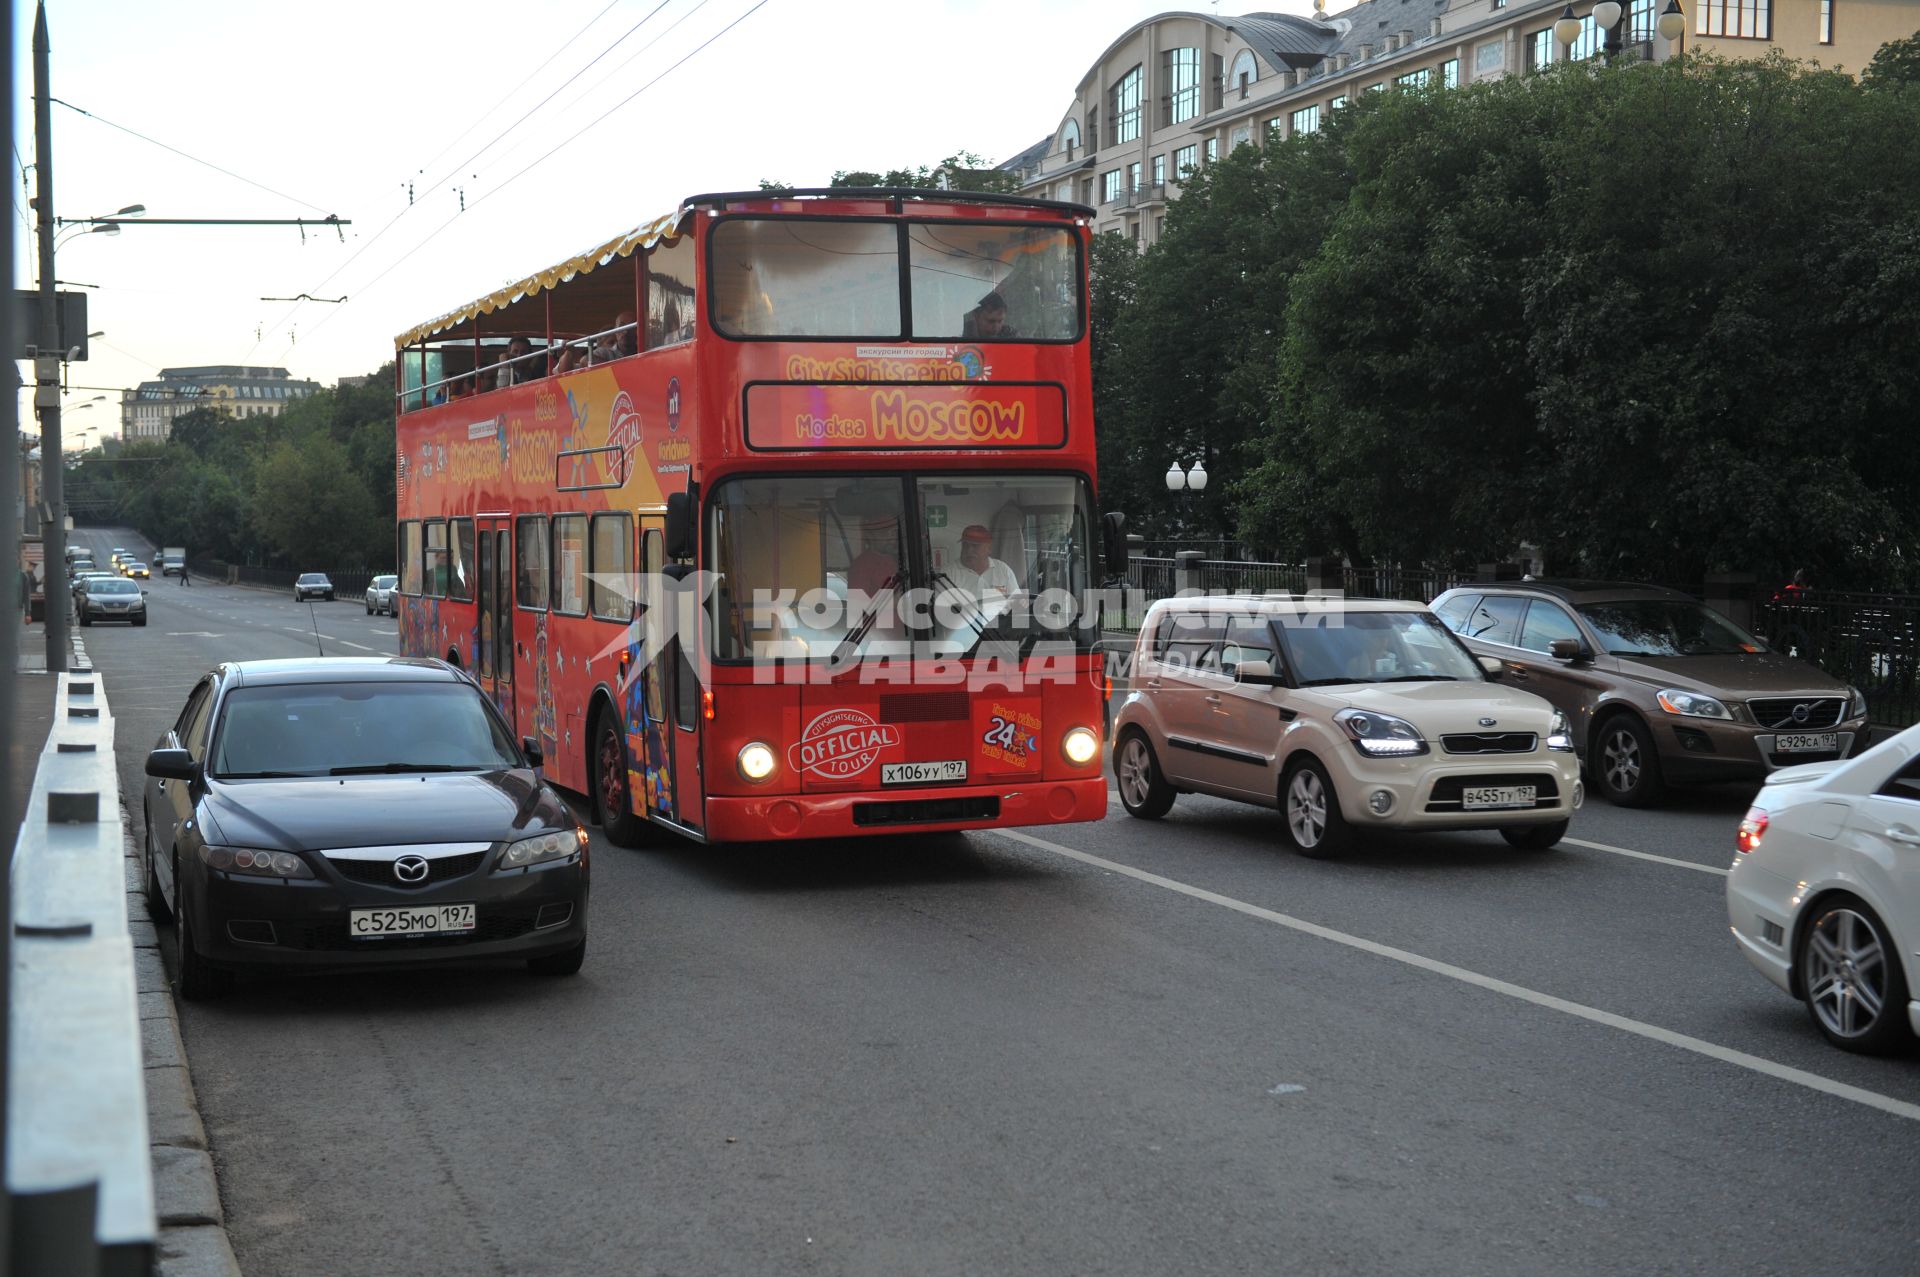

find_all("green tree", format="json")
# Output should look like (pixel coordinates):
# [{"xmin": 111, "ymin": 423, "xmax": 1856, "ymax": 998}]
[
  {"xmin": 761, "ymin": 151, "xmax": 1023, "ymax": 193},
  {"xmin": 1862, "ymin": 30, "xmax": 1920, "ymax": 93},
  {"xmin": 249, "ymin": 433, "xmax": 378, "ymax": 568}
]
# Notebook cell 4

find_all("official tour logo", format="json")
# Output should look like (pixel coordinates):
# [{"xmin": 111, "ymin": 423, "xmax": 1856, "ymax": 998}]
[{"xmin": 787, "ymin": 709, "xmax": 901, "ymax": 779}]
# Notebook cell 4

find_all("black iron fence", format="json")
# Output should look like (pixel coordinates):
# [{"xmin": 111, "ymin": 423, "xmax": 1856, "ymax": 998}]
[
  {"xmin": 1755, "ymin": 589, "xmax": 1919, "ymax": 729},
  {"xmin": 196, "ymin": 562, "xmax": 381, "ymax": 599}
]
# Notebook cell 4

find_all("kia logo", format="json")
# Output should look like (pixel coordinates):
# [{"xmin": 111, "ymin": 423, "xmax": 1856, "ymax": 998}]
[
  {"xmin": 1478, "ymin": 717, "xmax": 1498, "ymax": 728},
  {"xmin": 393, "ymin": 855, "xmax": 430, "ymax": 884}
]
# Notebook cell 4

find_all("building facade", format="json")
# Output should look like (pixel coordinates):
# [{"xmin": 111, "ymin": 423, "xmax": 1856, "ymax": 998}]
[
  {"xmin": 1005, "ymin": 1, "xmax": 1912, "ymax": 245},
  {"xmin": 121, "ymin": 365, "xmax": 321, "ymax": 443}
]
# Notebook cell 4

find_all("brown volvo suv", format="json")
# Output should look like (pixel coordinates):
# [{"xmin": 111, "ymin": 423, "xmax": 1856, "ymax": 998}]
[{"xmin": 1429, "ymin": 580, "xmax": 1870, "ymax": 806}]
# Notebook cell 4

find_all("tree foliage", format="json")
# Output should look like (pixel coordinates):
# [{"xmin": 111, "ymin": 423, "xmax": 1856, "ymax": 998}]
[
  {"xmin": 1862, "ymin": 29, "xmax": 1920, "ymax": 93},
  {"xmin": 1093, "ymin": 53, "xmax": 1920, "ymax": 589},
  {"xmin": 71, "ymin": 366, "xmax": 399, "ymax": 571},
  {"xmin": 761, "ymin": 151, "xmax": 1021, "ymax": 193}
]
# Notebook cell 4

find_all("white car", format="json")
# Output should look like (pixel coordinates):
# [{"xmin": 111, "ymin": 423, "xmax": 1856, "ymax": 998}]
[
  {"xmin": 1726, "ymin": 723, "xmax": 1919, "ymax": 1053},
  {"xmin": 1113, "ymin": 596, "xmax": 1584, "ymax": 856},
  {"xmin": 364, "ymin": 574, "xmax": 398, "ymax": 615}
]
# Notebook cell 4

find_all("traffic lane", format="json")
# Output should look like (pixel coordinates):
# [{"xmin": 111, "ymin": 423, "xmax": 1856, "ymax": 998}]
[
  {"xmin": 188, "ymin": 824, "xmax": 1917, "ymax": 1277},
  {"xmin": 1059, "ymin": 787, "xmax": 1920, "ymax": 1106}
]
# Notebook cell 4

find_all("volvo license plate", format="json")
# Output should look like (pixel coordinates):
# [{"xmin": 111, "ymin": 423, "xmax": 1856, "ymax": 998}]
[
  {"xmin": 882, "ymin": 760, "xmax": 966, "ymax": 785},
  {"xmin": 1462, "ymin": 785, "xmax": 1536, "ymax": 810},
  {"xmin": 348, "ymin": 903, "xmax": 475, "ymax": 939},
  {"xmin": 1775, "ymin": 733, "xmax": 1838, "ymax": 753}
]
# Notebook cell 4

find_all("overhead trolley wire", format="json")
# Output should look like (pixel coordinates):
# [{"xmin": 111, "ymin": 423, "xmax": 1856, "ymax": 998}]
[{"xmin": 49, "ymin": 98, "xmax": 336, "ymax": 216}]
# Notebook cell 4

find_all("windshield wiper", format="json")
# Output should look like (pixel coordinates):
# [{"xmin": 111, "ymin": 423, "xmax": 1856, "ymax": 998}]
[
  {"xmin": 327, "ymin": 762, "xmax": 472, "ymax": 775},
  {"xmin": 930, "ymin": 571, "xmax": 990, "ymax": 641},
  {"xmin": 1378, "ymin": 675, "xmax": 1459, "ymax": 682},
  {"xmin": 828, "ymin": 571, "xmax": 901, "ymax": 668},
  {"xmin": 217, "ymin": 770, "xmax": 319, "ymax": 779},
  {"xmin": 1297, "ymin": 676, "xmax": 1363, "ymax": 687}
]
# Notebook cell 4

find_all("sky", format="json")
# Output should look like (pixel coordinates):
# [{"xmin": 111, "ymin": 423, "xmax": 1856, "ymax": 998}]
[{"xmin": 10, "ymin": 0, "xmax": 1317, "ymax": 440}]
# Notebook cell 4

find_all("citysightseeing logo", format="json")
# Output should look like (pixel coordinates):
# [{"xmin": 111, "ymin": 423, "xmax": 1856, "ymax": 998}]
[{"xmin": 787, "ymin": 709, "xmax": 901, "ymax": 779}]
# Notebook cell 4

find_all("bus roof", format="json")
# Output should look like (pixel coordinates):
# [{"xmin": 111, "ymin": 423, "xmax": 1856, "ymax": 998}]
[{"xmin": 393, "ymin": 188, "xmax": 1095, "ymax": 351}]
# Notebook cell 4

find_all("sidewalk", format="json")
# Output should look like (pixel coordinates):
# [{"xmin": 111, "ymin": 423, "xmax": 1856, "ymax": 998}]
[{"xmin": 9, "ymin": 617, "xmax": 240, "ymax": 1276}]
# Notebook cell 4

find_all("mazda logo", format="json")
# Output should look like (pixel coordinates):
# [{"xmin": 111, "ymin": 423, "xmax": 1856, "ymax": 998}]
[
  {"xmin": 393, "ymin": 855, "xmax": 430, "ymax": 884},
  {"xmin": 1791, "ymin": 703, "xmax": 1811, "ymax": 724}
]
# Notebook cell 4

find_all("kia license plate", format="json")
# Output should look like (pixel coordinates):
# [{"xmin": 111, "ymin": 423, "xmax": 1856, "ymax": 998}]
[
  {"xmin": 1775, "ymin": 733, "xmax": 1838, "ymax": 753},
  {"xmin": 1462, "ymin": 785, "xmax": 1536, "ymax": 810},
  {"xmin": 882, "ymin": 760, "xmax": 967, "ymax": 785},
  {"xmin": 349, "ymin": 903, "xmax": 476, "ymax": 939}
]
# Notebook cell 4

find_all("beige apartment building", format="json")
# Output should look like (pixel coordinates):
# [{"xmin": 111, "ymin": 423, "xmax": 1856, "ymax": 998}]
[
  {"xmin": 122, "ymin": 365, "xmax": 321, "ymax": 443},
  {"xmin": 1004, "ymin": 0, "xmax": 1915, "ymax": 245}
]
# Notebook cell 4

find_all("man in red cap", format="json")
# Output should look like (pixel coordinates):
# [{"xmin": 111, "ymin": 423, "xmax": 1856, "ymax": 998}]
[{"xmin": 952, "ymin": 524, "xmax": 1018, "ymax": 600}]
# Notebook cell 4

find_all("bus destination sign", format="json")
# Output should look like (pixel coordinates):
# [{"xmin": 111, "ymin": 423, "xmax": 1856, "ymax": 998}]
[{"xmin": 746, "ymin": 383, "xmax": 1066, "ymax": 451}]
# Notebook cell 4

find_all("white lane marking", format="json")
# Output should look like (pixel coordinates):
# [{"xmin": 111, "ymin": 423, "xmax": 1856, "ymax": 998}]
[
  {"xmin": 332, "ymin": 640, "xmax": 379, "ymax": 652},
  {"xmin": 1103, "ymin": 791, "xmax": 1729, "ymax": 877},
  {"xmin": 988, "ymin": 826, "xmax": 1920, "ymax": 1124},
  {"xmin": 165, "ymin": 632, "xmax": 223, "ymax": 638},
  {"xmin": 1564, "ymin": 836, "xmax": 1729, "ymax": 877}
]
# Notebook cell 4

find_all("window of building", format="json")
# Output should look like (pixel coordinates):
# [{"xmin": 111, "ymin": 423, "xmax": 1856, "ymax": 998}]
[
  {"xmin": 1396, "ymin": 68, "xmax": 1432, "ymax": 89},
  {"xmin": 1102, "ymin": 169, "xmax": 1122, "ymax": 203},
  {"xmin": 1493, "ymin": 0, "xmax": 1508, "ymax": 7},
  {"xmin": 1697, "ymin": 0, "xmax": 1770, "ymax": 37},
  {"xmin": 1129, "ymin": 221, "xmax": 1140, "ymax": 243},
  {"xmin": 516, "ymin": 516, "xmax": 549, "ymax": 610},
  {"xmin": 1152, "ymin": 154, "xmax": 1166, "ymax": 186},
  {"xmin": 1290, "ymin": 104, "xmax": 1321, "ymax": 134},
  {"xmin": 1204, "ymin": 138, "xmax": 1218, "ymax": 163},
  {"xmin": 1818, "ymin": 0, "xmax": 1832, "ymax": 42},
  {"xmin": 1367, "ymin": 81, "xmax": 1385, "ymax": 93},
  {"xmin": 551, "ymin": 514, "xmax": 588, "ymax": 616},
  {"xmin": 1127, "ymin": 161, "xmax": 1141, "ymax": 192},
  {"xmin": 1113, "ymin": 65, "xmax": 1143, "ymax": 144},
  {"xmin": 1059, "ymin": 117, "xmax": 1080, "ymax": 158},
  {"xmin": 589, "ymin": 512, "xmax": 632, "ymax": 621},
  {"xmin": 1230, "ymin": 49, "xmax": 1258, "ymax": 97},
  {"xmin": 1527, "ymin": 28, "xmax": 1554, "ymax": 69},
  {"xmin": 1230, "ymin": 124, "xmax": 1251, "ymax": 150},
  {"xmin": 1630, "ymin": 0, "xmax": 1657, "ymax": 39},
  {"xmin": 1168, "ymin": 47, "xmax": 1201, "ymax": 122},
  {"xmin": 1331, "ymin": 94, "xmax": 1348, "ymax": 109},
  {"xmin": 1173, "ymin": 144, "xmax": 1198, "ymax": 178},
  {"xmin": 1087, "ymin": 106, "xmax": 1099, "ymax": 150},
  {"xmin": 1155, "ymin": 215, "xmax": 1165, "ymax": 239},
  {"xmin": 1441, "ymin": 58, "xmax": 1460, "ymax": 88},
  {"xmin": 1264, "ymin": 116, "xmax": 1284, "ymax": 139}
]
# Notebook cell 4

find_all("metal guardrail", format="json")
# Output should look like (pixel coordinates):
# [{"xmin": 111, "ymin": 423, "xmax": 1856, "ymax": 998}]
[{"xmin": 8, "ymin": 667, "xmax": 155, "ymax": 1275}]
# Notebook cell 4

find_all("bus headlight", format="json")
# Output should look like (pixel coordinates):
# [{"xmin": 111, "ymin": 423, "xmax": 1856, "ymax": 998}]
[
  {"xmin": 1062, "ymin": 726, "xmax": 1099, "ymax": 765},
  {"xmin": 738, "ymin": 742, "xmax": 777, "ymax": 782}
]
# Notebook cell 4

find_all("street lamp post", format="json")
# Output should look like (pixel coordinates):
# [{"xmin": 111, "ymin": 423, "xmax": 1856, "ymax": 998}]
[
  {"xmin": 1555, "ymin": 0, "xmax": 1685, "ymax": 59},
  {"xmin": 1163, "ymin": 458, "xmax": 1210, "ymax": 543}
]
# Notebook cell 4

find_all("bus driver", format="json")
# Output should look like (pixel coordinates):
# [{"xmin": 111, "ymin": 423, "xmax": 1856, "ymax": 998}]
[{"xmin": 948, "ymin": 525, "xmax": 1018, "ymax": 600}]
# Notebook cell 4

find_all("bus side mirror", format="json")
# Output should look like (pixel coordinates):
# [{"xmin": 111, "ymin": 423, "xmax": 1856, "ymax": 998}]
[
  {"xmin": 1102, "ymin": 511, "xmax": 1128, "ymax": 576},
  {"xmin": 665, "ymin": 487, "xmax": 696, "ymax": 561}
]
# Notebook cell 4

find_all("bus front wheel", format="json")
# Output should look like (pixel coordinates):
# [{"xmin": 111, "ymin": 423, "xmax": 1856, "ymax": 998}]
[{"xmin": 592, "ymin": 712, "xmax": 647, "ymax": 847}]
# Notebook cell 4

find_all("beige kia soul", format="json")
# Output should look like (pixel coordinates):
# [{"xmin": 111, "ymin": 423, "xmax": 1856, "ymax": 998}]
[{"xmin": 1112, "ymin": 596, "xmax": 1585, "ymax": 856}]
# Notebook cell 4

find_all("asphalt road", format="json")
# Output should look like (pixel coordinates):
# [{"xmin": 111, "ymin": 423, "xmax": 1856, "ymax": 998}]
[{"xmin": 73, "ymin": 527, "xmax": 1920, "ymax": 1277}]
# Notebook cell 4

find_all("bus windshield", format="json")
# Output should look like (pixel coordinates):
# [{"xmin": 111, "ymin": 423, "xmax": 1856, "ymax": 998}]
[
  {"xmin": 710, "ymin": 473, "xmax": 1098, "ymax": 663},
  {"xmin": 709, "ymin": 218, "xmax": 1081, "ymax": 342}
]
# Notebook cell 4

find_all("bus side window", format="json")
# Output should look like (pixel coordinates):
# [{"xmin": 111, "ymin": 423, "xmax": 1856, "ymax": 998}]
[
  {"xmin": 647, "ymin": 235, "xmax": 696, "ymax": 349},
  {"xmin": 673, "ymin": 639, "xmax": 699, "ymax": 731}
]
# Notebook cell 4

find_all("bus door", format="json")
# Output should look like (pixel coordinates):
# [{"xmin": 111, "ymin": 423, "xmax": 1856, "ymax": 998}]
[
  {"xmin": 475, "ymin": 516, "xmax": 516, "ymax": 733},
  {"xmin": 632, "ymin": 519, "xmax": 681, "ymax": 827}
]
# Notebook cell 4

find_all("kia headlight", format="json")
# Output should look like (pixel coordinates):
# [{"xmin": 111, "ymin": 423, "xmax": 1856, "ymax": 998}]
[
  {"xmin": 199, "ymin": 845, "xmax": 313, "ymax": 880},
  {"xmin": 1656, "ymin": 689, "xmax": 1731, "ymax": 720},
  {"xmin": 1546, "ymin": 710, "xmax": 1575, "ymax": 752},
  {"xmin": 1334, "ymin": 708, "xmax": 1428, "ymax": 757},
  {"xmin": 498, "ymin": 828, "xmax": 588, "ymax": 871}
]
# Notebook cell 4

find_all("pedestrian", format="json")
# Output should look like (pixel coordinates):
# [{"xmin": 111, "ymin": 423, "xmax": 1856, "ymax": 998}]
[{"xmin": 180, "ymin": 561, "xmax": 191, "ymax": 587}]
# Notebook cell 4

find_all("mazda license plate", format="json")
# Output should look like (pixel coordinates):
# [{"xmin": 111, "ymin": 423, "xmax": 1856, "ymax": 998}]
[
  {"xmin": 1462, "ymin": 785, "xmax": 1536, "ymax": 810},
  {"xmin": 348, "ymin": 903, "xmax": 475, "ymax": 939},
  {"xmin": 1775, "ymin": 733, "xmax": 1838, "ymax": 753}
]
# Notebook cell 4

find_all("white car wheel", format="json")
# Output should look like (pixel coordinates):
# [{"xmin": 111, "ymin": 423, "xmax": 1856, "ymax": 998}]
[{"xmin": 1800, "ymin": 898, "xmax": 1911, "ymax": 1053}]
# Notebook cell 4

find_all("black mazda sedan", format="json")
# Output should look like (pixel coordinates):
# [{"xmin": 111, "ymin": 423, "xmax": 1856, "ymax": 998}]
[{"xmin": 143, "ymin": 657, "xmax": 589, "ymax": 999}]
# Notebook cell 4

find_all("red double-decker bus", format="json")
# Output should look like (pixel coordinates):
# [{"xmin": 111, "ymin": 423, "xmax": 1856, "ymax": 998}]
[{"xmin": 393, "ymin": 188, "xmax": 1121, "ymax": 844}]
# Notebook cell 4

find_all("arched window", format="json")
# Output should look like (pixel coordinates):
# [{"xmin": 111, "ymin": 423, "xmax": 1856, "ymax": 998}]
[
  {"xmin": 1230, "ymin": 50, "xmax": 1258, "ymax": 97},
  {"xmin": 1059, "ymin": 118, "xmax": 1080, "ymax": 159}
]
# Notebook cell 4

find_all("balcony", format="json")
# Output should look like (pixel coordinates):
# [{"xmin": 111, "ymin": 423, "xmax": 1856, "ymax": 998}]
[{"xmin": 1122, "ymin": 183, "xmax": 1168, "ymax": 209}]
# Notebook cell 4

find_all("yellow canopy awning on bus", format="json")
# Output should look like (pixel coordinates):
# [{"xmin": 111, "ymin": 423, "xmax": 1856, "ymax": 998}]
[{"xmin": 394, "ymin": 208, "xmax": 687, "ymax": 350}]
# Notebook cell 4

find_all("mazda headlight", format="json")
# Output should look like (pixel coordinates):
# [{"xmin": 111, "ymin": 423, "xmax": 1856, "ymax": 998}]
[
  {"xmin": 200, "ymin": 845, "xmax": 313, "ymax": 880},
  {"xmin": 1656, "ymin": 689, "xmax": 1731, "ymax": 720},
  {"xmin": 1546, "ymin": 710, "xmax": 1575, "ymax": 752},
  {"xmin": 1334, "ymin": 708, "xmax": 1428, "ymax": 756},
  {"xmin": 498, "ymin": 828, "xmax": 588, "ymax": 871}
]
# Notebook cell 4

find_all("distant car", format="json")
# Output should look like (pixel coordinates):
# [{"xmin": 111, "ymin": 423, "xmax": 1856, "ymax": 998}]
[
  {"xmin": 1727, "ymin": 722, "xmax": 1920, "ymax": 1054},
  {"xmin": 68, "ymin": 558, "xmax": 97, "ymax": 578},
  {"xmin": 364, "ymin": 574, "xmax": 398, "ymax": 616},
  {"xmin": 1431, "ymin": 580, "xmax": 1870, "ymax": 807},
  {"xmin": 78, "ymin": 576, "xmax": 147, "ymax": 627},
  {"xmin": 141, "ymin": 657, "xmax": 590, "ymax": 999},
  {"xmin": 1112, "ymin": 595, "xmax": 1583, "ymax": 856},
  {"xmin": 109, "ymin": 547, "xmax": 129, "ymax": 565},
  {"xmin": 124, "ymin": 561, "xmax": 151, "ymax": 580},
  {"xmin": 71, "ymin": 570, "xmax": 116, "ymax": 603},
  {"xmin": 294, "ymin": 573, "xmax": 334, "ymax": 602}
]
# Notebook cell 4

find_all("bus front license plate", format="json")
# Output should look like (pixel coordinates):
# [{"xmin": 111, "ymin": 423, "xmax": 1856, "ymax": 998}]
[
  {"xmin": 883, "ymin": 761, "xmax": 966, "ymax": 785},
  {"xmin": 1462, "ymin": 785, "xmax": 1535, "ymax": 810},
  {"xmin": 349, "ymin": 904, "xmax": 476, "ymax": 939}
]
